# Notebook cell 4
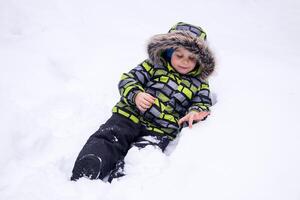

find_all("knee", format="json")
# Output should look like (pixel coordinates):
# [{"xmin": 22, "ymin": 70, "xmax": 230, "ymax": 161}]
[{"xmin": 71, "ymin": 154, "xmax": 103, "ymax": 181}]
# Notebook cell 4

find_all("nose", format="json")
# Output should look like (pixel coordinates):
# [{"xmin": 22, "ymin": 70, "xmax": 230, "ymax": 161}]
[{"xmin": 182, "ymin": 58, "xmax": 189, "ymax": 65}]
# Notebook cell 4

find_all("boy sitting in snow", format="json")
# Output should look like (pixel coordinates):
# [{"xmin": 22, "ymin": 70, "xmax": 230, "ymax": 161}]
[{"xmin": 71, "ymin": 22, "xmax": 215, "ymax": 182}]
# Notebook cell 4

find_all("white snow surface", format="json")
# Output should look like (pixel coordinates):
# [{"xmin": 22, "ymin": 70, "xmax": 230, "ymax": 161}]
[{"xmin": 1, "ymin": 0, "xmax": 300, "ymax": 199}]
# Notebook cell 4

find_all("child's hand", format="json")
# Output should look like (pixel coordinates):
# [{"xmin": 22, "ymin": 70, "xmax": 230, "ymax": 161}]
[
  {"xmin": 135, "ymin": 92, "xmax": 156, "ymax": 112},
  {"xmin": 178, "ymin": 111, "xmax": 210, "ymax": 128}
]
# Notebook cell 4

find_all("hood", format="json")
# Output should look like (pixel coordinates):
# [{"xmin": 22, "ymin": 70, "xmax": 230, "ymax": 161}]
[{"xmin": 147, "ymin": 31, "xmax": 215, "ymax": 79}]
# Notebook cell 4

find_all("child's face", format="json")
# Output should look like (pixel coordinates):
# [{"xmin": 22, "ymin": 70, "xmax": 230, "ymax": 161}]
[{"xmin": 171, "ymin": 47, "xmax": 197, "ymax": 74}]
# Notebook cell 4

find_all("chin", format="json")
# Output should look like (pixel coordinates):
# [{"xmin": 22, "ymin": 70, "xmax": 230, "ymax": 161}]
[
  {"xmin": 178, "ymin": 69, "xmax": 189, "ymax": 74},
  {"xmin": 179, "ymin": 72, "xmax": 188, "ymax": 75}
]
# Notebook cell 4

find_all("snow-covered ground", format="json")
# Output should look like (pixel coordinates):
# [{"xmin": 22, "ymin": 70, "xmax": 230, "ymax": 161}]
[{"xmin": 1, "ymin": 0, "xmax": 300, "ymax": 199}]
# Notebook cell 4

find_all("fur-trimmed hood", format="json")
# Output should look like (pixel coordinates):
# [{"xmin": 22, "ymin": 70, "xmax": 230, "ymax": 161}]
[{"xmin": 147, "ymin": 31, "xmax": 215, "ymax": 79}]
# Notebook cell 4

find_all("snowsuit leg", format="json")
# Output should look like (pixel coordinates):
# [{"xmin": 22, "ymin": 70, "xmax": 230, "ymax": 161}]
[
  {"xmin": 132, "ymin": 132, "xmax": 170, "ymax": 151},
  {"xmin": 107, "ymin": 131, "xmax": 170, "ymax": 182},
  {"xmin": 71, "ymin": 114, "xmax": 141, "ymax": 181}
]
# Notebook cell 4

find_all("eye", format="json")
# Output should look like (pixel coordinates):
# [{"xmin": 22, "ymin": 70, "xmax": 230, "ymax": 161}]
[
  {"xmin": 189, "ymin": 56, "xmax": 196, "ymax": 62},
  {"xmin": 176, "ymin": 54, "xmax": 183, "ymax": 58}
]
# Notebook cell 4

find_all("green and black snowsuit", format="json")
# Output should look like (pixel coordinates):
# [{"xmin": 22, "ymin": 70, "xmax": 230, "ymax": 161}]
[{"xmin": 71, "ymin": 22, "xmax": 216, "ymax": 182}]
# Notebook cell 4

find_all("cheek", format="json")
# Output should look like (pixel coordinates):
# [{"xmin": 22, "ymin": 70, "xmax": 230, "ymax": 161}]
[
  {"xmin": 189, "ymin": 61, "xmax": 196, "ymax": 68},
  {"xmin": 171, "ymin": 56, "xmax": 178, "ymax": 65}
]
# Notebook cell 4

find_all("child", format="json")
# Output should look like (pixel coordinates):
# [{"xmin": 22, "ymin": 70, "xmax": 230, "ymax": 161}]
[{"xmin": 71, "ymin": 22, "xmax": 215, "ymax": 182}]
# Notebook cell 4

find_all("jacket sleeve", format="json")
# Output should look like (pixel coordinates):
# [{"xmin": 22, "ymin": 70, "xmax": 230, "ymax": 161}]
[
  {"xmin": 188, "ymin": 80, "xmax": 212, "ymax": 113},
  {"xmin": 118, "ymin": 61, "xmax": 153, "ymax": 106}
]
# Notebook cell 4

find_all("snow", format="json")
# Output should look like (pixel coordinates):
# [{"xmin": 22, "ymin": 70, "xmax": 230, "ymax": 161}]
[{"xmin": 1, "ymin": 0, "xmax": 300, "ymax": 199}]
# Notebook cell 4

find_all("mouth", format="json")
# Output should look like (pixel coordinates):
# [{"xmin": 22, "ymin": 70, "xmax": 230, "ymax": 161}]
[{"xmin": 178, "ymin": 66, "xmax": 188, "ymax": 69}]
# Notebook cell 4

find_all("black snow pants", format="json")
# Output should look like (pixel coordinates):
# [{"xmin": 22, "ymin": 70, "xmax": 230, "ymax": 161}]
[{"xmin": 71, "ymin": 113, "xmax": 170, "ymax": 181}]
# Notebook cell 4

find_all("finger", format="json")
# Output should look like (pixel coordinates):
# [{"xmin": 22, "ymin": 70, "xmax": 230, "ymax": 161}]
[
  {"xmin": 137, "ymin": 101, "xmax": 146, "ymax": 110},
  {"xmin": 145, "ymin": 93, "xmax": 156, "ymax": 99},
  {"xmin": 146, "ymin": 93, "xmax": 156, "ymax": 101},
  {"xmin": 203, "ymin": 111, "xmax": 210, "ymax": 116},
  {"xmin": 178, "ymin": 117, "xmax": 183, "ymax": 125},
  {"xmin": 144, "ymin": 98, "xmax": 155, "ymax": 105},
  {"xmin": 142, "ymin": 98, "xmax": 152, "ymax": 105},
  {"xmin": 144, "ymin": 95, "xmax": 156, "ymax": 103},
  {"xmin": 140, "ymin": 102, "xmax": 149, "ymax": 109},
  {"xmin": 138, "ymin": 105, "xmax": 146, "ymax": 112},
  {"xmin": 194, "ymin": 113, "xmax": 204, "ymax": 121},
  {"xmin": 196, "ymin": 111, "xmax": 209, "ymax": 120},
  {"xmin": 178, "ymin": 115, "xmax": 188, "ymax": 125},
  {"xmin": 141, "ymin": 101, "xmax": 151, "ymax": 108},
  {"xmin": 178, "ymin": 118, "xmax": 183, "ymax": 125},
  {"xmin": 188, "ymin": 114, "xmax": 194, "ymax": 128}
]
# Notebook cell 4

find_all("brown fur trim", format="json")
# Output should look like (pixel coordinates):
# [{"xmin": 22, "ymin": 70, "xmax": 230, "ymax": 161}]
[{"xmin": 147, "ymin": 31, "xmax": 215, "ymax": 79}]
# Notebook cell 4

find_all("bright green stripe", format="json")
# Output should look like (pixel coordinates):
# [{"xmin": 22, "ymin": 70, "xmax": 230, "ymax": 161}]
[
  {"xmin": 190, "ymin": 85, "xmax": 198, "ymax": 93},
  {"xmin": 160, "ymin": 76, "xmax": 169, "ymax": 83},
  {"xmin": 166, "ymin": 62, "xmax": 175, "ymax": 72},
  {"xmin": 118, "ymin": 109, "xmax": 130, "ymax": 117},
  {"xmin": 130, "ymin": 115, "xmax": 139, "ymax": 123},
  {"xmin": 200, "ymin": 32, "xmax": 206, "ymax": 40},
  {"xmin": 136, "ymin": 85, "xmax": 145, "ymax": 91},
  {"xmin": 168, "ymin": 73, "xmax": 175, "ymax": 81},
  {"xmin": 154, "ymin": 99, "xmax": 165, "ymax": 111},
  {"xmin": 200, "ymin": 105, "xmax": 208, "ymax": 110},
  {"xmin": 147, "ymin": 127, "xmax": 164, "ymax": 134},
  {"xmin": 113, "ymin": 107, "xmax": 139, "ymax": 123},
  {"xmin": 158, "ymin": 93, "xmax": 169, "ymax": 102},
  {"xmin": 123, "ymin": 85, "xmax": 136, "ymax": 96},
  {"xmin": 123, "ymin": 98, "xmax": 129, "ymax": 105},
  {"xmin": 142, "ymin": 62, "xmax": 152, "ymax": 72},
  {"xmin": 153, "ymin": 127, "xmax": 164, "ymax": 134},
  {"xmin": 178, "ymin": 85, "xmax": 183, "ymax": 92},
  {"xmin": 121, "ymin": 73, "xmax": 134, "ymax": 80},
  {"xmin": 182, "ymin": 87, "xmax": 192, "ymax": 99},
  {"xmin": 201, "ymin": 84, "xmax": 209, "ymax": 90},
  {"xmin": 182, "ymin": 80, "xmax": 191, "ymax": 87},
  {"xmin": 162, "ymin": 113, "xmax": 177, "ymax": 123},
  {"xmin": 154, "ymin": 69, "xmax": 168, "ymax": 76},
  {"xmin": 120, "ymin": 74, "xmax": 128, "ymax": 80}
]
